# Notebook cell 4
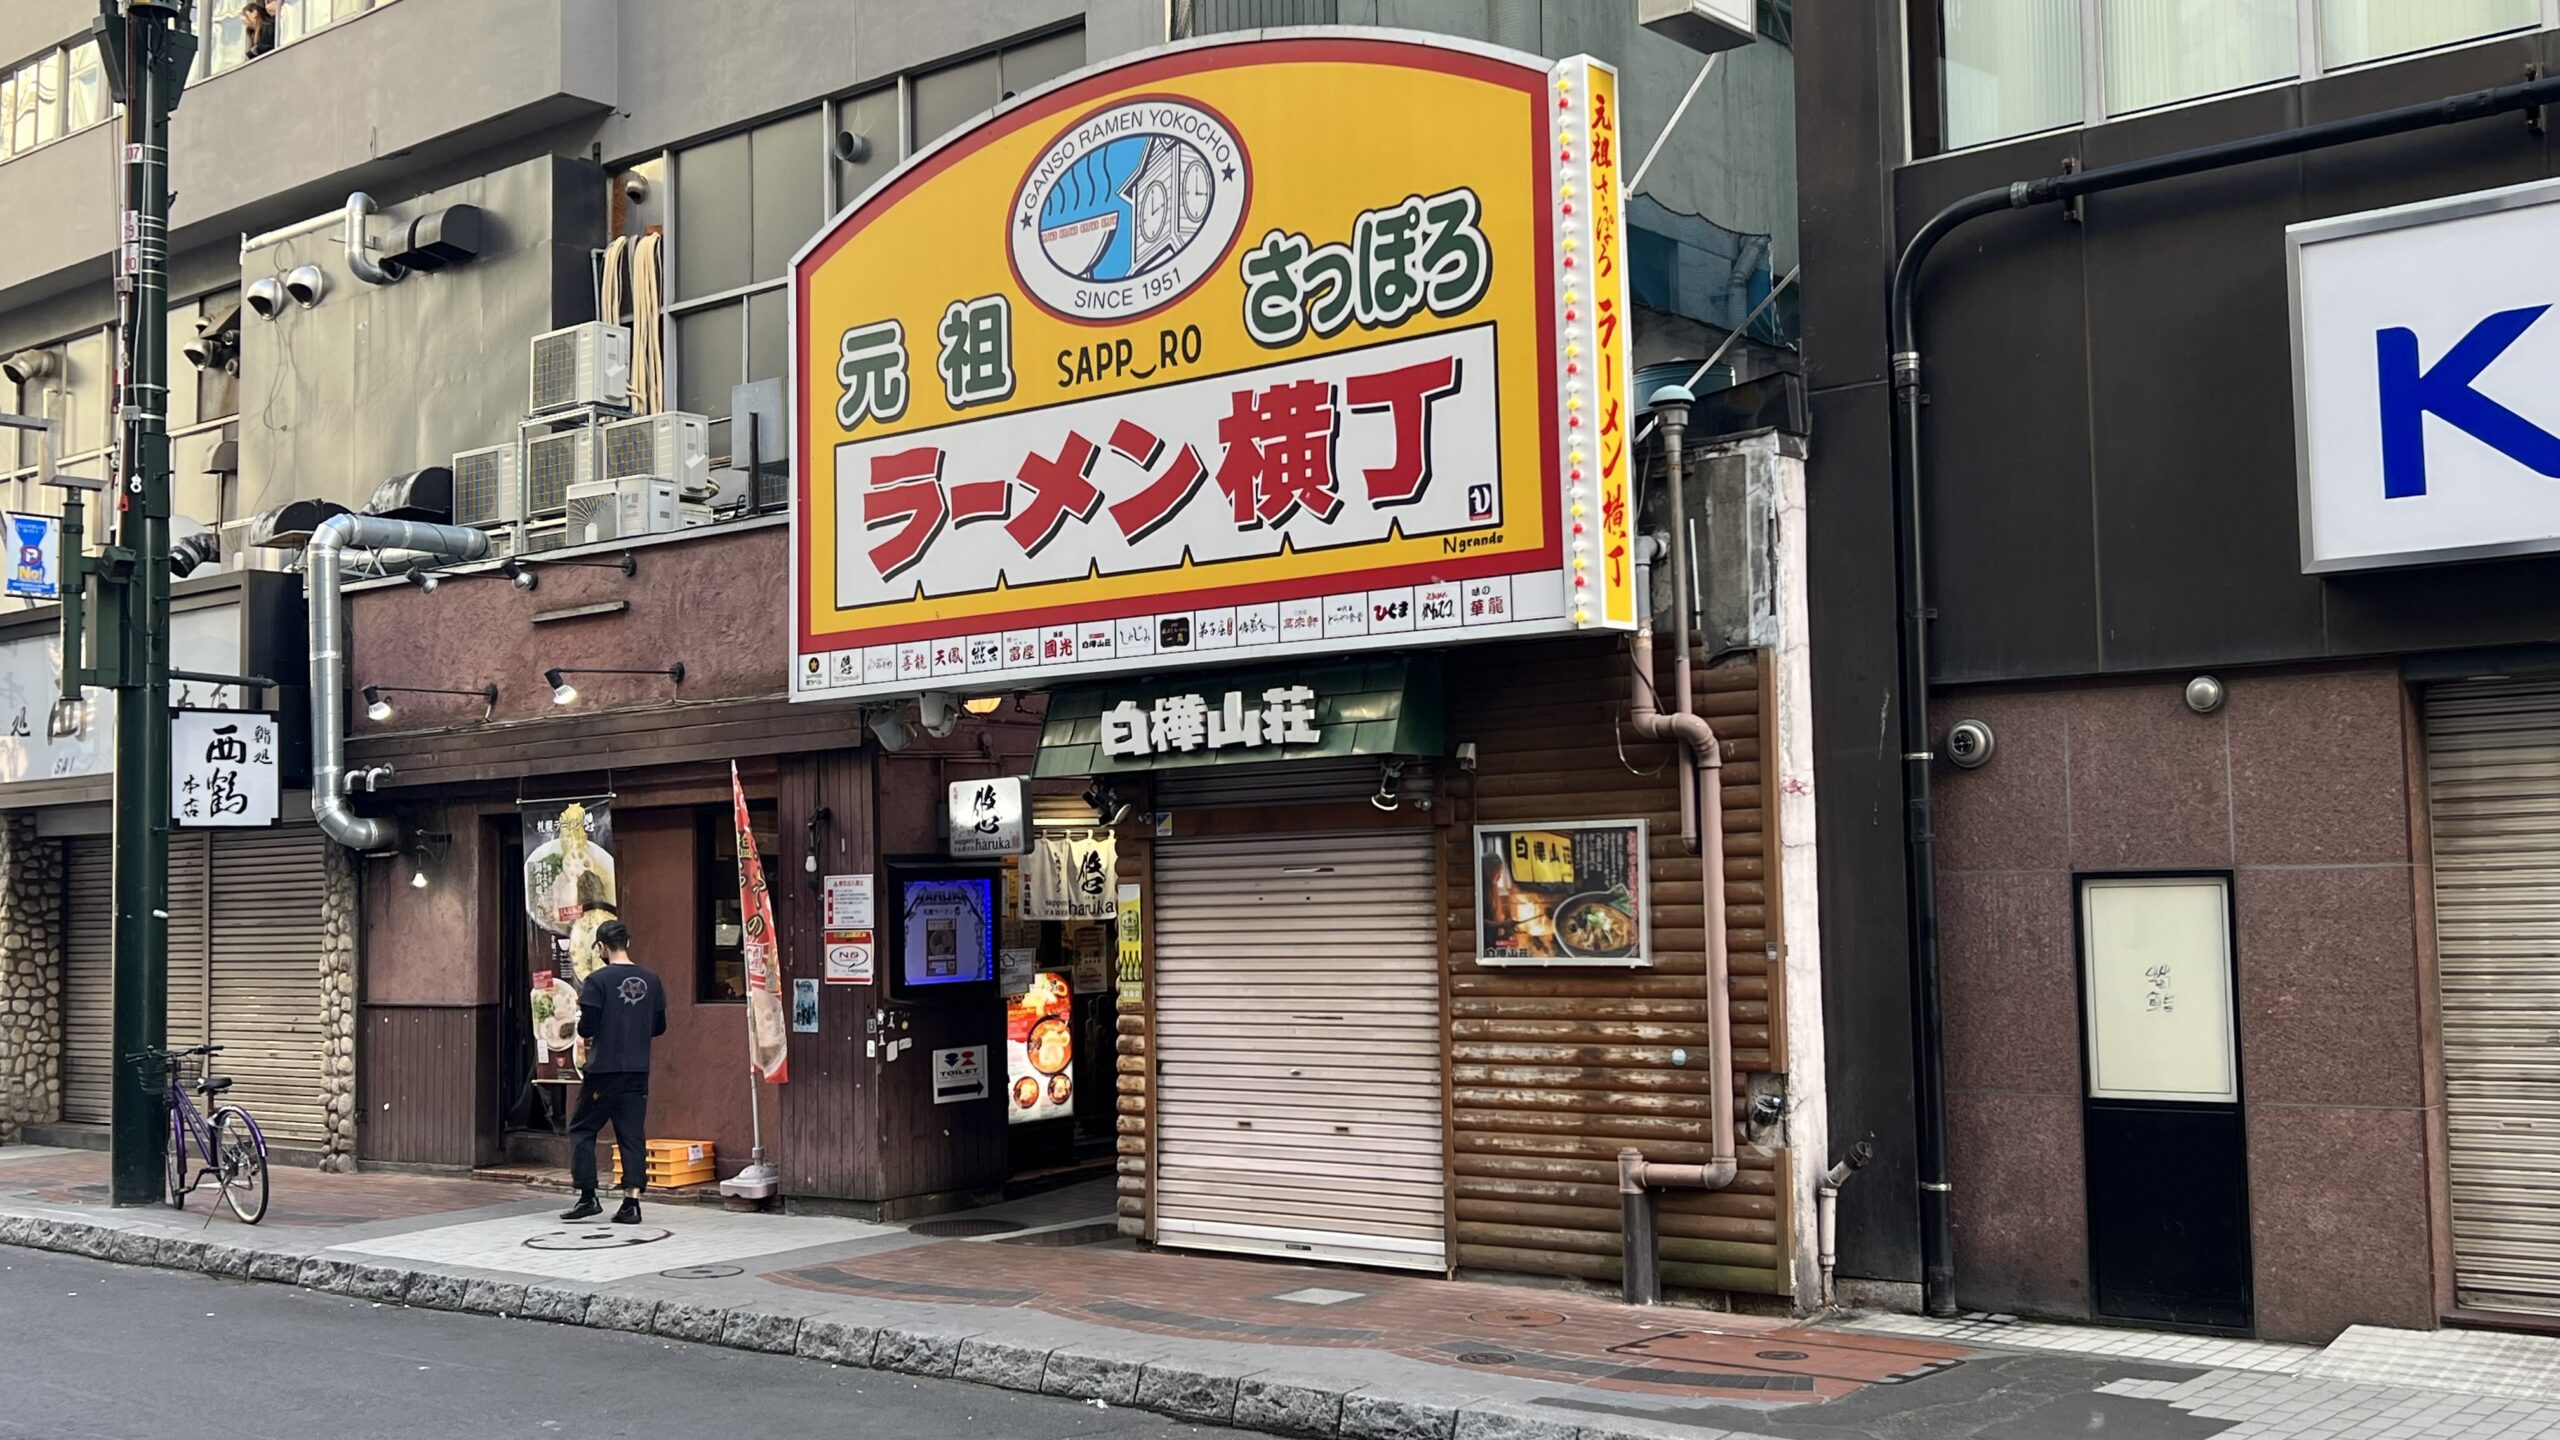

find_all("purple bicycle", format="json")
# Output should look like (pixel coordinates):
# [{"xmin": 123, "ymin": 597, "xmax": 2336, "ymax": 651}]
[{"xmin": 129, "ymin": 1044, "xmax": 268, "ymax": 1224}]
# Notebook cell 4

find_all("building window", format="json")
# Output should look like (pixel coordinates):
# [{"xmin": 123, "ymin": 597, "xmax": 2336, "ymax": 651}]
[
  {"xmin": 1915, "ymin": 0, "xmax": 2546, "ymax": 156},
  {"xmin": 699, "ymin": 802, "xmax": 779, "ymax": 1004}
]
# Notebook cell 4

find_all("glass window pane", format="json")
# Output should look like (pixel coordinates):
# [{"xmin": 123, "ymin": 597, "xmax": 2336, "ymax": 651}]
[
  {"xmin": 833, "ymin": 87, "xmax": 898, "ymax": 207},
  {"xmin": 746, "ymin": 287, "xmax": 788, "ymax": 391},
  {"xmin": 205, "ymin": 0, "xmax": 249, "ymax": 73},
  {"xmin": 1940, "ymin": 0, "xmax": 2084, "ymax": 151},
  {"xmin": 674, "ymin": 302, "xmax": 744, "ymax": 424},
  {"xmin": 749, "ymin": 110, "xmax": 823, "ymax": 283},
  {"xmin": 2102, "ymin": 0, "xmax": 2297, "ymax": 116},
  {"xmin": 1000, "ymin": 28, "xmax": 1086, "ymax": 99},
  {"xmin": 66, "ymin": 44, "xmax": 103, "ymax": 132},
  {"xmin": 2320, "ymin": 0, "xmax": 2536, "ymax": 67},
  {"xmin": 912, "ymin": 53, "xmax": 999, "ymax": 151},
  {"xmin": 674, "ymin": 131, "xmax": 752, "ymax": 300},
  {"xmin": 21, "ymin": 53, "xmax": 60, "ymax": 148},
  {"xmin": 0, "ymin": 78, "xmax": 17, "ymax": 160}
]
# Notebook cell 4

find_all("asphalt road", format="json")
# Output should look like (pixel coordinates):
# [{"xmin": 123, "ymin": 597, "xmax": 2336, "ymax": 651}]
[{"xmin": 0, "ymin": 1248, "xmax": 1237, "ymax": 1440}]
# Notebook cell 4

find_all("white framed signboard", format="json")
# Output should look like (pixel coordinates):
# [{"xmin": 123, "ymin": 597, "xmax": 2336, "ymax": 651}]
[
  {"xmin": 2079, "ymin": 876, "xmax": 2237, "ymax": 1104},
  {"xmin": 171, "ymin": 708, "xmax": 280, "ymax": 828}
]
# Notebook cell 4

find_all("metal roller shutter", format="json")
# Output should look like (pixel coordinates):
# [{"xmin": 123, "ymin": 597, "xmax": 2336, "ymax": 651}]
[
  {"xmin": 1153, "ymin": 828, "xmax": 1445, "ymax": 1271},
  {"xmin": 2427, "ymin": 678, "xmax": 2560, "ymax": 1314},
  {"xmin": 207, "ymin": 826, "xmax": 329, "ymax": 1146},
  {"xmin": 60, "ymin": 834, "xmax": 209, "ymax": 1125}
]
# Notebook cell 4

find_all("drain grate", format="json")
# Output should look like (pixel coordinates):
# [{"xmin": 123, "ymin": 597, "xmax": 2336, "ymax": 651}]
[
  {"xmin": 909, "ymin": 1217, "xmax": 1027, "ymax": 1238},
  {"xmin": 1458, "ymin": 1351, "xmax": 1520, "ymax": 1367},
  {"xmin": 660, "ymin": 1264, "xmax": 744, "ymax": 1280}
]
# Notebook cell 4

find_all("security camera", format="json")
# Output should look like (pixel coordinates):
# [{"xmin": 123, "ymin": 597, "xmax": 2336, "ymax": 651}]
[
  {"xmin": 0, "ymin": 349, "xmax": 55, "ymax": 387},
  {"xmin": 244, "ymin": 276, "xmax": 286, "ymax": 319},
  {"xmin": 284, "ymin": 264, "xmax": 328, "ymax": 309},
  {"xmin": 867, "ymin": 708, "xmax": 914, "ymax": 754},
  {"xmin": 1945, "ymin": 719, "xmax": 1995, "ymax": 770},
  {"xmin": 917, "ymin": 691, "xmax": 959, "ymax": 739},
  {"xmin": 181, "ymin": 303, "xmax": 243, "ymax": 375}
]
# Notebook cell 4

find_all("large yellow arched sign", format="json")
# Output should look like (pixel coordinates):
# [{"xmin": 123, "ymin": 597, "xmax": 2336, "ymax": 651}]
[{"xmin": 791, "ymin": 33, "xmax": 1634, "ymax": 699}]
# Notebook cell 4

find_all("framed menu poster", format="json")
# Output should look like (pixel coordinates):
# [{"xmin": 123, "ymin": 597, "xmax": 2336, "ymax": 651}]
[{"xmin": 1473, "ymin": 819, "xmax": 1651, "ymax": 967}]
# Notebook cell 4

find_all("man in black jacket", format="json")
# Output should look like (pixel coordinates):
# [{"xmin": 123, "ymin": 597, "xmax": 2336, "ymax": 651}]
[{"xmin": 561, "ymin": 919, "xmax": 667, "ymax": 1224}]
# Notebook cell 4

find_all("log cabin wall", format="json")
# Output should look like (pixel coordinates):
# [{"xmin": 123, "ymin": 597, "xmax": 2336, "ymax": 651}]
[{"xmin": 1440, "ymin": 637, "xmax": 1792, "ymax": 1297}]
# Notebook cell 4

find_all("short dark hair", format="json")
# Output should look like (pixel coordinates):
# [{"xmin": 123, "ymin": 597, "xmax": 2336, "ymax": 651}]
[{"xmin": 596, "ymin": 919, "xmax": 632, "ymax": 954}]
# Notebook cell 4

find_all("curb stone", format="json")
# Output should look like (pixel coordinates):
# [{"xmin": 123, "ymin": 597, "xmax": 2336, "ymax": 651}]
[
  {"xmin": 794, "ymin": 1317, "xmax": 879, "ymax": 1367},
  {"xmin": 955, "ymin": 1336, "xmax": 1054, "ymax": 1392},
  {"xmin": 877, "ymin": 1323, "xmax": 975, "ymax": 1377},
  {"xmin": 1042, "ymin": 1344, "xmax": 1150, "ymax": 1403},
  {"xmin": 1240, "ymin": 1375, "xmax": 1349, "ymax": 1437},
  {"xmin": 585, "ymin": 1293, "xmax": 659, "ymax": 1333},
  {"xmin": 521, "ymin": 1284, "xmax": 594, "ymax": 1325},
  {"xmin": 1344, "ymin": 1390, "xmax": 1472, "ymax": 1440},
  {"xmin": 0, "ymin": 1214, "xmax": 1711, "ymax": 1440},
  {"xmin": 460, "ymin": 1280, "xmax": 526, "ymax": 1317},
  {"xmin": 719, "ymin": 1309, "xmax": 801, "ymax": 1354},
  {"xmin": 652, "ymin": 1302, "xmax": 729, "ymax": 1344}
]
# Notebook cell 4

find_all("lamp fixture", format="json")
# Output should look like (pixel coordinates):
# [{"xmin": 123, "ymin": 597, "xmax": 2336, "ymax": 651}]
[
  {"xmin": 962, "ymin": 696, "xmax": 1004, "ymax": 716},
  {"xmin": 544, "ymin": 662, "xmax": 684, "ymax": 707},
  {"xmin": 362, "ymin": 682, "xmax": 499, "ymax": 723},
  {"xmin": 407, "ymin": 830, "xmax": 454, "ymax": 891},
  {"xmin": 518, "ymin": 550, "xmax": 638, "ymax": 577},
  {"xmin": 410, "ymin": 557, "xmax": 539, "ymax": 591},
  {"xmin": 803, "ymin": 805, "xmax": 833, "ymax": 886},
  {"xmin": 1083, "ymin": 780, "xmax": 1133, "ymax": 828}
]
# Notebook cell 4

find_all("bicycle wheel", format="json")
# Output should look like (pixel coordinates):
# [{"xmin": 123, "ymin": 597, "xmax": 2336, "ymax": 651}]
[
  {"xmin": 164, "ymin": 1118, "xmax": 186, "ymax": 1211},
  {"xmin": 209, "ymin": 1107, "xmax": 269, "ymax": 1225}
]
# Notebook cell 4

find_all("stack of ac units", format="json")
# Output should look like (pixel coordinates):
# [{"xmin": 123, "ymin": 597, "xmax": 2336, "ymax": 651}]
[{"xmin": 447, "ymin": 323, "xmax": 715, "ymax": 554}]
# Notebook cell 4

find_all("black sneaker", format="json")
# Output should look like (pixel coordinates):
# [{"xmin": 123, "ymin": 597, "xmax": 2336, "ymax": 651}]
[
  {"xmin": 559, "ymin": 1195, "xmax": 602, "ymax": 1222},
  {"xmin": 611, "ymin": 1197, "xmax": 642, "ymax": 1225}
]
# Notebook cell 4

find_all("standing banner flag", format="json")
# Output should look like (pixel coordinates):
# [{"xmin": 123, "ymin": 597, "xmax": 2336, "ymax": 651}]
[{"xmin": 733, "ymin": 763, "xmax": 790, "ymax": 1082}]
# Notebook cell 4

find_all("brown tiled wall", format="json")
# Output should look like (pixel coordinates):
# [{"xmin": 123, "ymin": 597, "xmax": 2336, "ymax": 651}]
[{"xmin": 1929, "ymin": 665, "xmax": 2440, "ymax": 1343}]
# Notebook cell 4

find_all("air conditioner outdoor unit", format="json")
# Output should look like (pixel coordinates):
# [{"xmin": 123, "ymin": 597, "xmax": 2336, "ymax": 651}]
[
  {"xmin": 756, "ymin": 462, "xmax": 789, "ymax": 513},
  {"xmin": 677, "ymin": 499, "xmax": 714, "ymax": 529},
  {"xmin": 565, "ymin": 476, "xmax": 679, "ymax": 546},
  {"xmin": 522, "ymin": 519, "xmax": 569, "ymax": 554},
  {"xmin": 523, "ymin": 425, "xmax": 597, "ymax": 517},
  {"xmin": 528, "ymin": 322, "xmax": 633, "ymax": 415},
  {"xmin": 601, "ymin": 412, "xmax": 712, "ymax": 498},
  {"xmin": 449, "ymin": 443, "xmax": 520, "ymax": 529}
]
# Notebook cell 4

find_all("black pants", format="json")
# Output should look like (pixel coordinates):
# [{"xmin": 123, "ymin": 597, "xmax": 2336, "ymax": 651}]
[{"xmin": 569, "ymin": 1072, "xmax": 649, "ymax": 1196}]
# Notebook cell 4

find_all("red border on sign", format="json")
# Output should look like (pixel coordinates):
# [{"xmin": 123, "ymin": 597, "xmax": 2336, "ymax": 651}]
[{"xmin": 796, "ymin": 35, "xmax": 1561, "ymax": 658}]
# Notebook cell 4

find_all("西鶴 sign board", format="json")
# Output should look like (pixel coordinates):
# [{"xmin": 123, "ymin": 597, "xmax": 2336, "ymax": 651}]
[{"xmin": 793, "ymin": 34, "xmax": 1636, "ymax": 699}]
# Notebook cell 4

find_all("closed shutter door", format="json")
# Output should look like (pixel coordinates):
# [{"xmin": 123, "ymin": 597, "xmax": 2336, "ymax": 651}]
[
  {"xmin": 207, "ymin": 826, "xmax": 329, "ymax": 1146},
  {"xmin": 2428, "ymin": 678, "xmax": 2560, "ymax": 1313},
  {"xmin": 61, "ymin": 838, "xmax": 113, "ymax": 1124},
  {"xmin": 59, "ymin": 835, "xmax": 209, "ymax": 1124},
  {"xmin": 1153, "ymin": 828, "xmax": 1445, "ymax": 1270}
]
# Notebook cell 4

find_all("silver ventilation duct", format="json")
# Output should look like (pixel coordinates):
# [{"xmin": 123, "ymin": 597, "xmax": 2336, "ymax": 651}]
[{"xmin": 309, "ymin": 514, "xmax": 487, "ymax": 850}]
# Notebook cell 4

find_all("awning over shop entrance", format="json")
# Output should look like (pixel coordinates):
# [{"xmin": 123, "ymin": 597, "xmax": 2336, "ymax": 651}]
[{"xmin": 1032, "ymin": 658, "xmax": 1444, "ymax": 778}]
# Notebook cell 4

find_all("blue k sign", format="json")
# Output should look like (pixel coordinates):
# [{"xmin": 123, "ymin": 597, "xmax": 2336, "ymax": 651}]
[{"xmin": 2377, "ymin": 304, "xmax": 2560, "ymax": 499}]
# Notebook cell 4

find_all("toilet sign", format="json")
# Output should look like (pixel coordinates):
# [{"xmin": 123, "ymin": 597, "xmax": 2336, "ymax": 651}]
[{"xmin": 933, "ymin": 1045, "xmax": 990, "ymax": 1104}]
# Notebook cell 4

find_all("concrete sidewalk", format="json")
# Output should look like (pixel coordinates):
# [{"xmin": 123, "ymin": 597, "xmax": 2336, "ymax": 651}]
[{"xmin": 6, "ymin": 1144, "xmax": 2560, "ymax": 1439}]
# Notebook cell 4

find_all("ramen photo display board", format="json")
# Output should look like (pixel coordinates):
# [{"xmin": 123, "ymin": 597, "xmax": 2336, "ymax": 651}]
[{"xmin": 792, "ymin": 34, "xmax": 1637, "ymax": 698}]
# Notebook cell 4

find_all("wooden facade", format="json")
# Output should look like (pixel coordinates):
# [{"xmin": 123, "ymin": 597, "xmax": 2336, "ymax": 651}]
[{"xmin": 1110, "ymin": 636, "xmax": 1794, "ymax": 1298}]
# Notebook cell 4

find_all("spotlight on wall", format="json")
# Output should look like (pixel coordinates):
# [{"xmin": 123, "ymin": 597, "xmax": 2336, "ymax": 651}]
[
  {"xmin": 284, "ymin": 264, "xmax": 329, "ymax": 309},
  {"xmin": 181, "ymin": 303, "xmax": 243, "ymax": 375},
  {"xmin": 2185, "ymin": 675, "xmax": 2227, "ymax": 715},
  {"xmin": 365, "ymin": 682, "xmax": 499, "ymax": 723},
  {"xmin": 1371, "ymin": 758, "xmax": 1405, "ymax": 812},
  {"xmin": 1083, "ymin": 781, "xmax": 1133, "ymax": 828},
  {"xmin": 546, "ymin": 667, "xmax": 577, "ymax": 706},
  {"xmin": 917, "ymin": 691, "xmax": 960, "ymax": 738},
  {"xmin": 803, "ymin": 805, "xmax": 833, "ymax": 886},
  {"xmin": 867, "ymin": 707, "xmax": 914, "ymax": 753},
  {"xmin": 543, "ymin": 663, "xmax": 683, "ymax": 707},
  {"xmin": 364, "ymin": 685, "xmax": 393, "ymax": 722},
  {"xmin": 0, "ymin": 349, "xmax": 56, "ymax": 387},
  {"xmin": 244, "ymin": 276, "xmax": 286, "ymax": 320}
]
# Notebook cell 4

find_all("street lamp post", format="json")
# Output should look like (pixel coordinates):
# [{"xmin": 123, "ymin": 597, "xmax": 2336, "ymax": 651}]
[{"xmin": 70, "ymin": 0, "xmax": 195, "ymax": 1207}]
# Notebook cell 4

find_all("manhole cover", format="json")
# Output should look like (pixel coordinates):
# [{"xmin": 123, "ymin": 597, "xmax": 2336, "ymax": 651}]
[
  {"xmin": 909, "ymin": 1217, "xmax": 1026, "ymax": 1238},
  {"xmin": 1470, "ymin": 1309, "xmax": 1566, "ymax": 1328},
  {"xmin": 661, "ymin": 1264, "xmax": 743, "ymax": 1280},
  {"xmin": 523, "ymin": 1225, "xmax": 672, "ymax": 1251},
  {"xmin": 1756, "ymin": 1350, "xmax": 1811, "ymax": 1362},
  {"xmin": 1457, "ymin": 1352, "xmax": 1518, "ymax": 1367}
]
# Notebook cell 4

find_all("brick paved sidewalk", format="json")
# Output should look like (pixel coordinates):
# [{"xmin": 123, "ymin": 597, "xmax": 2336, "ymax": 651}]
[{"xmin": 5, "ymin": 1143, "xmax": 2558, "ymax": 1439}]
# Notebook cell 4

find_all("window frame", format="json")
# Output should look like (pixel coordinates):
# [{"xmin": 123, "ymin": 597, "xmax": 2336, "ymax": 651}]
[{"xmin": 1912, "ymin": 0, "xmax": 2560, "ymax": 159}]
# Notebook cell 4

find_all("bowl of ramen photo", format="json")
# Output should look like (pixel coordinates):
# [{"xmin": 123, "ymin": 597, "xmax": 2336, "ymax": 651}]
[
  {"xmin": 1026, "ymin": 1015, "xmax": 1073, "ymax": 1075},
  {"xmin": 1013, "ymin": 1076, "xmax": 1042, "ymax": 1109},
  {"xmin": 1047, "ymin": 1072, "xmax": 1073, "ymax": 1105},
  {"xmin": 1554, "ymin": 891, "xmax": 1637, "ymax": 959}
]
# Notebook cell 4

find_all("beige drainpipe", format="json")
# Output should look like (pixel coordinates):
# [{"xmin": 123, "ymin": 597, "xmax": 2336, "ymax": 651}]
[{"xmin": 1618, "ymin": 386, "xmax": 1736, "ymax": 1306}]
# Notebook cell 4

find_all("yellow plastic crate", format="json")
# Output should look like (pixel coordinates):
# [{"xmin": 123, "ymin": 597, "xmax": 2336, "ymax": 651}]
[
  {"xmin": 647, "ymin": 1138, "xmax": 713, "ymax": 1164},
  {"xmin": 648, "ymin": 1159, "xmax": 717, "ymax": 1188}
]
